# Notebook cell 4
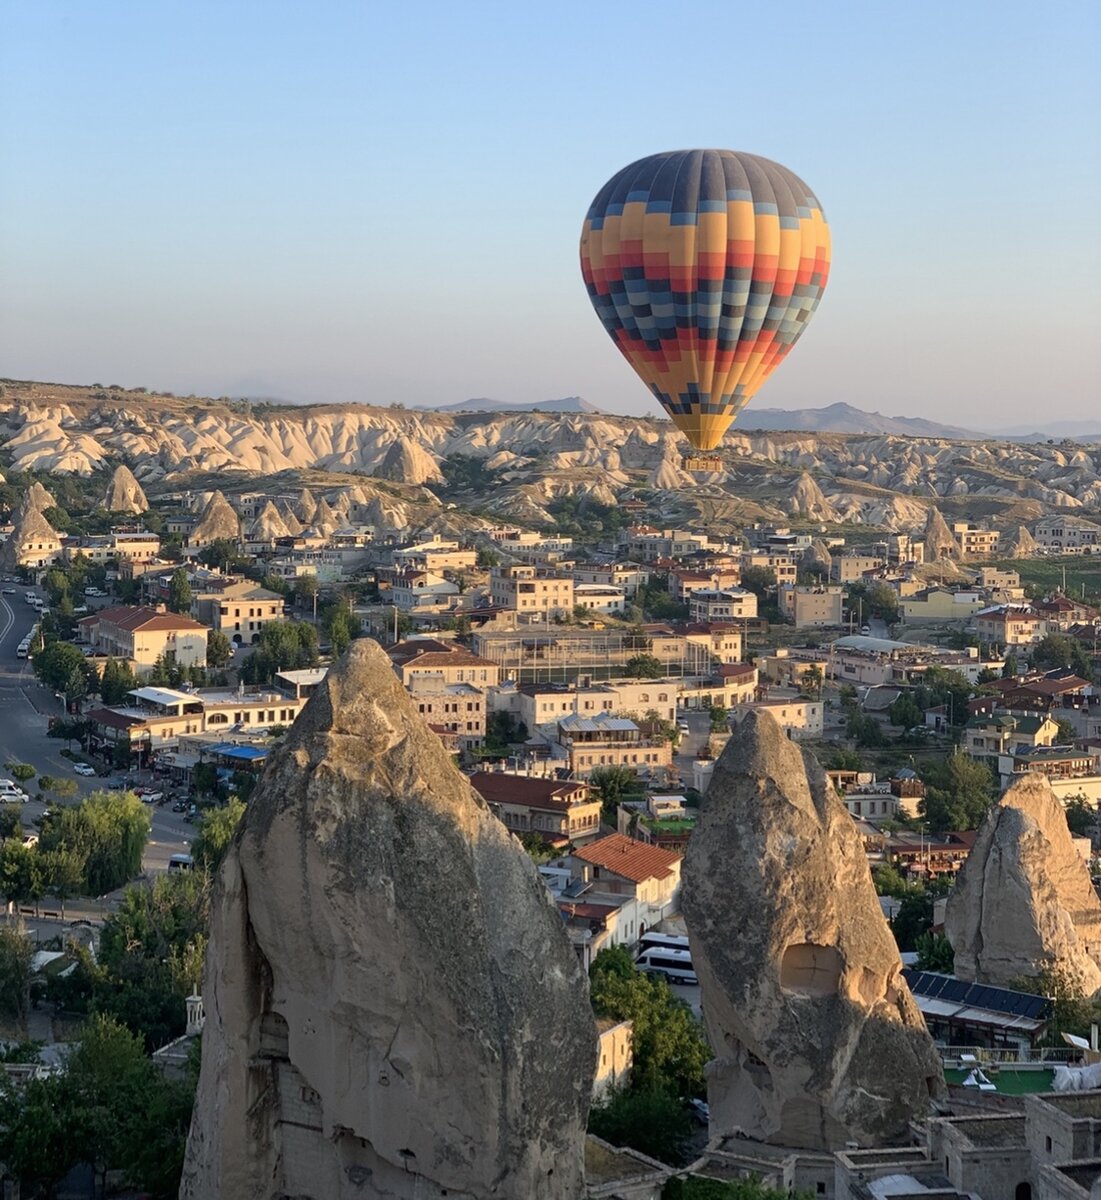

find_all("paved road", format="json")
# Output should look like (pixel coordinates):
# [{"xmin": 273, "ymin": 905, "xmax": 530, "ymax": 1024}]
[{"xmin": 0, "ymin": 584, "xmax": 193, "ymax": 882}]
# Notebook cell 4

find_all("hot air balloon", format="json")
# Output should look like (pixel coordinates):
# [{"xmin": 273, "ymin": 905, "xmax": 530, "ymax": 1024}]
[{"xmin": 580, "ymin": 149, "xmax": 830, "ymax": 455}]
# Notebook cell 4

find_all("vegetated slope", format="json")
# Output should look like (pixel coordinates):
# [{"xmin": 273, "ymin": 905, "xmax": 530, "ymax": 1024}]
[{"xmin": 1, "ymin": 378, "xmax": 1099, "ymax": 533}]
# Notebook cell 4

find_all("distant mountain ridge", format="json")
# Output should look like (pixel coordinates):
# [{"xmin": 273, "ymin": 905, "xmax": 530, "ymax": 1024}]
[
  {"xmin": 419, "ymin": 396, "xmax": 603, "ymax": 415},
  {"xmin": 737, "ymin": 402, "xmax": 982, "ymax": 439}
]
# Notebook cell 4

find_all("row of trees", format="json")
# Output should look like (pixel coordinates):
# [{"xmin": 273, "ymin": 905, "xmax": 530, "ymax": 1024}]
[{"xmin": 0, "ymin": 791, "xmax": 151, "ymax": 926}]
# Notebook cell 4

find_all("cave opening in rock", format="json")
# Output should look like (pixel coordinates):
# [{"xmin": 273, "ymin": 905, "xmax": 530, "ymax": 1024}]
[{"xmin": 779, "ymin": 942, "xmax": 842, "ymax": 996}]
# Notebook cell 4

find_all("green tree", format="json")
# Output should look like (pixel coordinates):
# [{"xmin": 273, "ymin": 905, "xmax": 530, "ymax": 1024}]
[
  {"xmin": 239, "ymin": 619, "xmax": 319, "ymax": 684},
  {"xmin": 8, "ymin": 763, "xmax": 35, "ymax": 785},
  {"xmin": 847, "ymin": 710, "xmax": 886, "ymax": 747},
  {"xmin": 206, "ymin": 629, "xmax": 233, "ymax": 668},
  {"xmin": 519, "ymin": 831, "xmax": 560, "ymax": 864},
  {"xmin": 0, "ymin": 840, "xmax": 38, "ymax": 915},
  {"xmin": 589, "ymin": 947, "xmax": 709, "ymax": 1099},
  {"xmin": 589, "ymin": 1086, "xmax": 691, "ymax": 1165},
  {"xmin": 43, "ymin": 848, "xmax": 86, "ymax": 918},
  {"xmin": 39, "ymin": 790, "xmax": 151, "ymax": 894},
  {"xmin": 197, "ymin": 538, "xmax": 242, "ymax": 572},
  {"xmin": 825, "ymin": 747, "xmax": 864, "ymax": 772},
  {"xmin": 0, "ymin": 809, "xmax": 20, "ymax": 841},
  {"xmin": 589, "ymin": 765, "xmax": 641, "ymax": 820},
  {"xmin": 100, "ymin": 656, "xmax": 138, "ymax": 705},
  {"xmin": 1002, "ymin": 652, "xmax": 1018, "ymax": 678},
  {"xmin": 293, "ymin": 573, "xmax": 319, "ymax": 605},
  {"xmin": 739, "ymin": 565, "xmax": 776, "ymax": 601},
  {"xmin": 32, "ymin": 640, "xmax": 93, "ymax": 691},
  {"xmin": 915, "ymin": 931, "xmax": 955, "ymax": 973},
  {"xmin": 324, "ymin": 605, "xmax": 359, "ymax": 657},
  {"xmin": 872, "ymin": 862, "xmax": 911, "ymax": 898},
  {"xmin": 1065, "ymin": 795, "xmax": 1096, "ymax": 837},
  {"xmin": 890, "ymin": 892, "xmax": 934, "ymax": 952},
  {"xmin": 191, "ymin": 797, "xmax": 246, "ymax": 871},
  {"xmin": 0, "ymin": 1072, "xmax": 83, "ymax": 1197},
  {"xmin": 920, "ymin": 751, "xmax": 996, "ymax": 832},
  {"xmin": 708, "ymin": 705, "xmax": 728, "ymax": 733},
  {"xmin": 1055, "ymin": 717, "xmax": 1078, "ymax": 744},
  {"xmin": 625, "ymin": 653, "xmax": 663, "ymax": 679},
  {"xmin": 167, "ymin": 567, "xmax": 192, "ymax": 615},
  {"xmin": 43, "ymin": 776, "xmax": 79, "ymax": 802},
  {"xmin": 888, "ymin": 694, "xmax": 923, "ymax": 729},
  {"xmin": 0, "ymin": 924, "xmax": 34, "ymax": 1020},
  {"xmin": 801, "ymin": 664, "xmax": 824, "ymax": 699}
]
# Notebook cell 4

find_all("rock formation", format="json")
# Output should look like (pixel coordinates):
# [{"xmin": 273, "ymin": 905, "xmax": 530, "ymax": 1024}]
[
  {"xmin": 190, "ymin": 489, "xmax": 240, "ymax": 544},
  {"xmin": 181, "ymin": 639, "xmax": 595, "ymax": 1199},
  {"xmin": 999, "ymin": 524, "xmax": 1039, "ymax": 558},
  {"xmin": 17, "ymin": 480, "xmax": 56, "ymax": 517},
  {"xmin": 312, "ymin": 495, "xmax": 339, "ymax": 534},
  {"xmin": 102, "ymin": 463, "xmax": 149, "ymax": 513},
  {"xmin": 788, "ymin": 470, "xmax": 838, "ymax": 521},
  {"xmin": 945, "ymin": 774, "xmax": 1101, "ymax": 996},
  {"xmin": 922, "ymin": 506, "xmax": 960, "ymax": 560},
  {"xmin": 682, "ymin": 711, "xmax": 944, "ymax": 1150},
  {"xmin": 0, "ymin": 506, "xmax": 61, "ymax": 569},
  {"xmin": 248, "ymin": 501, "xmax": 291, "ymax": 543},
  {"xmin": 296, "ymin": 487, "xmax": 318, "ymax": 525},
  {"xmin": 800, "ymin": 538, "xmax": 833, "ymax": 581},
  {"xmin": 377, "ymin": 436, "xmax": 444, "ymax": 486},
  {"xmin": 276, "ymin": 501, "xmax": 305, "ymax": 536}
]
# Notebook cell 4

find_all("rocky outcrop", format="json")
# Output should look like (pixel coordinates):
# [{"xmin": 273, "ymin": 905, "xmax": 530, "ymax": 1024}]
[
  {"xmin": 945, "ymin": 774, "xmax": 1101, "ymax": 996},
  {"xmin": 17, "ymin": 480, "xmax": 56, "ymax": 517},
  {"xmin": 923, "ymin": 506, "xmax": 960, "ymax": 560},
  {"xmin": 999, "ymin": 524, "xmax": 1039, "ymax": 558},
  {"xmin": 102, "ymin": 463, "xmax": 148, "ymax": 513},
  {"xmin": 248, "ymin": 501, "xmax": 291, "ymax": 543},
  {"xmin": 0, "ymin": 506, "xmax": 61, "ymax": 569},
  {"xmin": 788, "ymin": 470, "xmax": 838, "ymax": 521},
  {"xmin": 296, "ymin": 487, "xmax": 318, "ymax": 524},
  {"xmin": 683, "ymin": 712, "xmax": 943, "ymax": 1150},
  {"xmin": 800, "ymin": 538, "xmax": 833, "ymax": 581},
  {"xmin": 190, "ymin": 489, "xmax": 240, "ymax": 545},
  {"xmin": 181, "ymin": 639, "xmax": 595, "ymax": 1199},
  {"xmin": 377, "ymin": 436, "xmax": 444, "ymax": 486}
]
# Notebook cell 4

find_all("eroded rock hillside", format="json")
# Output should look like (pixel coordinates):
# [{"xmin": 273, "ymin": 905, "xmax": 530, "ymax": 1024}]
[{"xmin": 3, "ymin": 380, "xmax": 1100, "ymax": 532}]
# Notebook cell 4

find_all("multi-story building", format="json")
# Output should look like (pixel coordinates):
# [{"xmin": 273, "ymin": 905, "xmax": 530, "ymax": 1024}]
[
  {"xmin": 489, "ymin": 565, "xmax": 574, "ymax": 619},
  {"xmin": 729, "ymin": 699, "xmax": 824, "ymax": 740},
  {"xmin": 740, "ymin": 549, "xmax": 799, "ymax": 586},
  {"xmin": 687, "ymin": 588, "xmax": 757, "ymax": 623},
  {"xmin": 779, "ymin": 584, "xmax": 844, "ymax": 628},
  {"xmin": 832, "ymin": 554, "xmax": 886, "ymax": 583},
  {"xmin": 900, "ymin": 587, "xmax": 987, "ymax": 623},
  {"xmin": 951, "ymin": 522, "xmax": 1001, "ymax": 559},
  {"xmin": 391, "ymin": 537, "xmax": 477, "ymax": 573},
  {"xmin": 618, "ymin": 526, "xmax": 719, "ymax": 561},
  {"xmin": 389, "ymin": 569, "xmax": 461, "ymax": 613},
  {"xmin": 671, "ymin": 566, "xmax": 742, "ymax": 602},
  {"xmin": 470, "ymin": 771, "xmax": 601, "ymax": 845},
  {"xmin": 885, "ymin": 533, "xmax": 925, "ymax": 565},
  {"xmin": 573, "ymin": 583, "xmax": 626, "ymax": 615},
  {"xmin": 62, "ymin": 528, "xmax": 161, "ymax": 565},
  {"xmin": 1033, "ymin": 515, "xmax": 1101, "ymax": 553},
  {"xmin": 556, "ymin": 713, "xmax": 672, "ymax": 778},
  {"xmin": 974, "ymin": 606, "xmax": 1047, "ymax": 646},
  {"xmin": 78, "ymin": 605, "xmax": 208, "ymax": 674},
  {"xmin": 514, "ymin": 679, "xmax": 679, "ymax": 731},
  {"xmin": 568, "ymin": 833, "xmax": 682, "ymax": 931},
  {"xmin": 407, "ymin": 677, "xmax": 485, "ymax": 750},
  {"xmin": 192, "ymin": 581, "xmax": 286, "ymax": 645},
  {"xmin": 964, "ymin": 712, "xmax": 1060, "ymax": 782},
  {"xmin": 571, "ymin": 562, "xmax": 650, "ymax": 597},
  {"xmin": 389, "ymin": 641, "xmax": 502, "ymax": 688}
]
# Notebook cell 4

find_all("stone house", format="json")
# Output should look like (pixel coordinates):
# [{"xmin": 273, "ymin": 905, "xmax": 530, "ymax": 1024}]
[
  {"xmin": 79, "ymin": 605, "xmax": 208, "ymax": 674},
  {"xmin": 568, "ymin": 833, "xmax": 682, "ymax": 932},
  {"xmin": 470, "ymin": 771, "xmax": 601, "ymax": 846}
]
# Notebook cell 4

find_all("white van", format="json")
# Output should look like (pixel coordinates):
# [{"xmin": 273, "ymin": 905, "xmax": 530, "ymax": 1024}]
[{"xmin": 634, "ymin": 947, "xmax": 698, "ymax": 985}]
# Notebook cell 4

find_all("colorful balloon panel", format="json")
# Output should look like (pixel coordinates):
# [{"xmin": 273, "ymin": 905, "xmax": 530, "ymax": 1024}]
[{"xmin": 580, "ymin": 149, "xmax": 831, "ymax": 451}]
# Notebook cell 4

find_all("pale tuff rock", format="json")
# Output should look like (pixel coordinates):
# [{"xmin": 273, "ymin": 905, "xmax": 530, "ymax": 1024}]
[
  {"xmin": 248, "ymin": 501, "xmax": 291, "ymax": 543},
  {"xmin": 648, "ymin": 454, "xmax": 695, "ymax": 491},
  {"xmin": 311, "ymin": 495, "xmax": 340, "ymax": 534},
  {"xmin": 0, "ymin": 506, "xmax": 61, "ymax": 569},
  {"xmin": 999, "ymin": 524, "xmax": 1039, "ymax": 557},
  {"xmin": 800, "ymin": 539, "xmax": 833, "ymax": 580},
  {"xmin": 296, "ymin": 487, "xmax": 318, "ymax": 524},
  {"xmin": 190, "ymin": 490, "xmax": 241, "ymax": 544},
  {"xmin": 17, "ymin": 480, "xmax": 56, "ymax": 516},
  {"xmin": 102, "ymin": 463, "xmax": 149, "ymax": 513},
  {"xmin": 275, "ymin": 501, "xmax": 305, "ymax": 536},
  {"xmin": 682, "ymin": 712, "xmax": 944, "ymax": 1150},
  {"xmin": 377, "ymin": 436, "xmax": 444, "ymax": 486},
  {"xmin": 788, "ymin": 470, "xmax": 838, "ymax": 521},
  {"xmin": 181, "ymin": 639, "xmax": 596, "ymax": 1199},
  {"xmin": 945, "ymin": 774, "xmax": 1101, "ymax": 996},
  {"xmin": 923, "ymin": 506, "xmax": 960, "ymax": 560}
]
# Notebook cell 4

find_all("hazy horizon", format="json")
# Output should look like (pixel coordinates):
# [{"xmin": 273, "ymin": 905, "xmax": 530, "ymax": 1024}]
[{"xmin": 2, "ymin": 1, "xmax": 1098, "ymax": 427}]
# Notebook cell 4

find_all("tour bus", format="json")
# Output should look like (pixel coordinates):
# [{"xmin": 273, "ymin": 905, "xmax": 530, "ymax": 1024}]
[
  {"xmin": 167, "ymin": 853, "xmax": 195, "ymax": 873},
  {"xmin": 634, "ymin": 947, "xmax": 698, "ymax": 986},
  {"xmin": 637, "ymin": 932, "xmax": 692, "ymax": 957}
]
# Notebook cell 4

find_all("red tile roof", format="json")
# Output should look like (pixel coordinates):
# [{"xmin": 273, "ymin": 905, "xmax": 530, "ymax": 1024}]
[
  {"xmin": 470, "ymin": 772, "xmax": 591, "ymax": 812},
  {"xmin": 82, "ymin": 605, "xmax": 206, "ymax": 633},
  {"xmin": 572, "ymin": 833, "xmax": 681, "ymax": 883}
]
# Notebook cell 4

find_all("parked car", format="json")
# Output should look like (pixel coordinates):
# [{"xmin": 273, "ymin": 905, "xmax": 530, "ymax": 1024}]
[
  {"xmin": 686, "ymin": 1098, "xmax": 710, "ymax": 1126},
  {"xmin": 1, "ymin": 588, "xmax": 15, "ymax": 595},
  {"xmin": 72, "ymin": 763, "xmax": 96, "ymax": 777},
  {"xmin": 172, "ymin": 800, "xmax": 188, "ymax": 813}
]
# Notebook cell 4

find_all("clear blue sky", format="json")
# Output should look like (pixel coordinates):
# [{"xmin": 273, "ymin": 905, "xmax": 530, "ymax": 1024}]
[{"xmin": 2, "ymin": 0, "xmax": 1098, "ymax": 429}]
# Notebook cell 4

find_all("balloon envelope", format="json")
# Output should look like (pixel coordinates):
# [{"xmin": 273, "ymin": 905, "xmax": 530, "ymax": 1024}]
[{"xmin": 580, "ymin": 149, "xmax": 830, "ymax": 451}]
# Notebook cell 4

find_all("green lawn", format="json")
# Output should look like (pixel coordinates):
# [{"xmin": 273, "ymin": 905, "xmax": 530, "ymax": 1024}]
[
  {"xmin": 944, "ymin": 1066, "xmax": 1054, "ymax": 1094},
  {"xmin": 994, "ymin": 556, "xmax": 1101, "ymax": 604}
]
